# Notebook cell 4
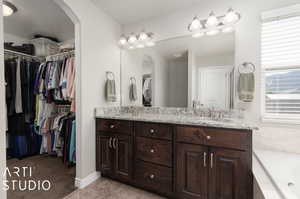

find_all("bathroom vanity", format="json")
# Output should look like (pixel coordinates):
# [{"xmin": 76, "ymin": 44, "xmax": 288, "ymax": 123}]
[{"xmin": 95, "ymin": 113, "xmax": 253, "ymax": 199}]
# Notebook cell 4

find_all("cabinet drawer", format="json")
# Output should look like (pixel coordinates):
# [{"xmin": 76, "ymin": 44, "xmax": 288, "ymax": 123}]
[
  {"xmin": 202, "ymin": 128, "xmax": 249, "ymax": 151},
  {"xmin": 176, "ymin": 126, "xmax": 205, "ymax": 145},
  {"xmin": 96, "ymin": 119, "xmax": 132, "ymax": 135},
  {"xmin": 134, "ymin": 161, "xmax": 172, "ymax": 194},
  {"xmin": 176, "ymin": 126, "xmax": 249, "ymax": 150},
  {"xmin": 135, "ymin": 122, "xmax": 172, "ymax": 140},
  {"xmin": 136, "ymin": 137, "xmax": 172, "ymax": 167}
]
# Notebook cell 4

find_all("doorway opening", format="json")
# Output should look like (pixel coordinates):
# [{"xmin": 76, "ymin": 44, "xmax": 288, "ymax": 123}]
[{"xmin": 2, "ymin": 0, "xmax": 81, "ymax": 198}]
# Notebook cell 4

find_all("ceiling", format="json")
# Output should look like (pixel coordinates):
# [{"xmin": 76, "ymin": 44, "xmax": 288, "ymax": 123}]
[
  {"xmin": 3, "ymin": 0, "xmax": 74, "ymax": 42},
  {"xmin": 154, "ymin": 33, "xmax": 235, "ymax": 60},
  {"xmin": 92, "ymin": 0, "xmax": 203, "ymax": 25}
]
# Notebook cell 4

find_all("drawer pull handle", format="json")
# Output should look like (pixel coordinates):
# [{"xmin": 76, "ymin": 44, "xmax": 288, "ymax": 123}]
[
  {"xmin": 110, "ymin": 124, "xmax": 115, "ymax": 129},
  {"xmin": 203, "ymin": 152, "xmax": 207, "ymax": 167},
  {"xmin": 206, "ymin": 135, "xmax": 211, "ymax": 140},
  {"xmin": 149, "ymin": 174, "xmax": 155, "ymax": 179},
  {"xmin": 210, "ymin": 153, "xmax": 214, "ymax": 169},
  {"xmin": 150, "ymin": 129, "xmax": 155, "ymax": 134},
  {"xmin": 109, "ymin": 137, "xmax": 113, "ymax": 148},
  {"xmin": 113, "ymin": 138, "xmax": 118, "ymax": 149},
  {"xmin": 150, "ymin": 149, "xmax": 155, "ymax": 153}
]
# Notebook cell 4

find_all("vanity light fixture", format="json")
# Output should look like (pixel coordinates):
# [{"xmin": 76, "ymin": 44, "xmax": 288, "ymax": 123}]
[
  {"xmin": 118, "ymin": 31, "xmax": 155, "ymax": 50},
  {"xmin": 119, "ymin": 35, "xmax": 127, "ymax": 45},
  {"xmin": 206, "ymin": 29, "xmax": 220, "ymax": 36},
  {"xmin": 3, "ymin": 1, "xmax": 17, "ymax": 17},
  {"xmin": 138, "ymin": 31, "xmax": 149, "ymax": 41},
  {"xmin": 136, "ymin": 44, "xmax": 145, "ymax": 48},
  {"xmin": 192, "ymin": 32, "xmax": 205, "ymax": 38},
  {"xmin": 206, "ymin": 12, "xmax": 219, "ymax": 27},
  {"xmin": 223, "ymin": 8, "xmax": 240, "ymax": 24},
  {"xmin": 128, "ymin": 33, "xmax": 137, "ymax": 44},
  {"xmin": 188, "ymin": 17, "xmax": 202, "ymax": 31},
  {"xmin": 188, "ymin": 8, "xmax": 241, "ymax": 38},
  {"xmin": 222, "ymin": 26, "xmax": 234, "ymax": 33}
]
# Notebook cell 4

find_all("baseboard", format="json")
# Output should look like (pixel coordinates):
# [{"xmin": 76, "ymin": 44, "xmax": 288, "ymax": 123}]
[{"xmin": 74, "ymin": 171, "xmax": 101, "ymax": 189}]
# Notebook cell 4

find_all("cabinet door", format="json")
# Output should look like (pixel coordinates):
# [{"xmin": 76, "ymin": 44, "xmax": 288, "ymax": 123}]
[
  {"xmin": 114, "ymin": 134, "xmax": 132, "ymax": 182},
  {"xmin": 176, "ymin": 143, "xmax": 208, "ymax": 199},
  {"xmin": 209, "ymin": 148, "xmax": 247, "ymax": 199},
  {"xmin": 96, "ymin": 134, "xmax": 114, "ymax": 175}
]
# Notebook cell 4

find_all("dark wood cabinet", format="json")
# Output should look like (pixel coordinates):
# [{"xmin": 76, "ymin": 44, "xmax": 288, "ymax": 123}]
[
  {"xmin": 114, "ymin": 134, "xmax": 132, "ymax": 182},
  {"xmin": 208, "ymin": 148, "xmax": 248, "ymax": 199},
  {"xmin": 96, "ymin": 135, "xmax": 113, "ymax": 175},
  {"xmin": 176, "ymin": 143, "xmax": 208, "ymax": 199},
  {"xmin": 96, "ymin": 123, "xmax": 133, "ymax": 182},
  {"xmin": 96, "ymin": 119, "xmax": 252, "ymax": 199}
]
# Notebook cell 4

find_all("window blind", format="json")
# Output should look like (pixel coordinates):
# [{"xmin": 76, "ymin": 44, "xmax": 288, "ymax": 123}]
[
  {"xmin": 262, "ymin": 15, "xmax": 300, "ymax": 117},
  {"xmin": 262, "ymin": 16, "xmax": 300, "ymax": 69}
]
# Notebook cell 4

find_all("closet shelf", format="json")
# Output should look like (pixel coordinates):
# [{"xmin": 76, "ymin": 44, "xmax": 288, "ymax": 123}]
[{"xmin": 46, "ymin": 50, "xmax": 75, "ymax": 58}]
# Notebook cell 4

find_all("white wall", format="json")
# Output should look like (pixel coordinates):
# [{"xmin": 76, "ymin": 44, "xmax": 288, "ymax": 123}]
[
  {"xmin": 60, "ymin": 0, "xmax": 121, "ymax": 182},
  {"xmin": 4, "ymin": 33, "xmax": 28, "ymax": 45},
  {"xmin": 167, "ymin": 57, "xmax": 188, "ymax": 107},
  {"xmin": 123, "ymin": 0, "xmax": 300, "ymax": 154},
  {"xmin": 196, "ymin": 53, "xmax": 234, "ymax": 67}
]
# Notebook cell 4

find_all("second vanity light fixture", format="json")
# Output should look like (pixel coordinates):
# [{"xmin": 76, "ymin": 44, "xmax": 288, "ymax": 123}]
[
  {"xmin": 188, "ymin": 8, "xmax": 241, "ymax": 38},
  {"xmin": 119, "ymin": 30, "xmax": 155, "ymax": 50}
]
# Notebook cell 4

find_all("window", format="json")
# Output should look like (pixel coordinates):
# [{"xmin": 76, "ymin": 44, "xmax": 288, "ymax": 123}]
[{"xmin": 261, "ymin": 12, "xmax": 300, "ymax": 120}]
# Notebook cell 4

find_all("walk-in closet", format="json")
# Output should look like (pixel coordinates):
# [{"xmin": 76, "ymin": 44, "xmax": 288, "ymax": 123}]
[{"xmin": 3, "ymin": 0, "xmax": 76, "ymax": 198}]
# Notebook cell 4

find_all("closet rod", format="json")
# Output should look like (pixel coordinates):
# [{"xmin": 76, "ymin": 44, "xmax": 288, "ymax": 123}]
[
  {"xmin": 4, "ymin": 49, "xmax": 43, "ymax": 60},
  {"xmin": 47, "ymin": 50, "xmax": 75, "ymax": 58}
]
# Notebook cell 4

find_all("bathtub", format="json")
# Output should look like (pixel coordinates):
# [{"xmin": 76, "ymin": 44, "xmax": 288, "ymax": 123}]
[{"xmin": 254, "ymin": 150, "xmax": 300, "ymax": 199}]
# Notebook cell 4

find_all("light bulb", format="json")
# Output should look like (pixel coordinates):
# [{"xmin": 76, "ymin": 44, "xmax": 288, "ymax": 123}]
[
  {"xmin": 188, "ymin": 17, "xmax": 202, "ymax": 31},
  {"xmin": 206, "ymin": 29, "xmax": 220, "ymax": 36},
  {"xmin": 138, "ymin": 31, "xmax": 148, "ymax": 41},
  {"xmin": 192, "ymin": 32, "xmax": 204, "ymax": 38},
  {"xmin": 223, "ymin": 8, "xmax": 239, "ymax": 24},
  {"xmin": 222, "ymin": 26, "xmax": 234, "ymax": 33},
  {"xmin": 119, "ymin": 35, "xmax": 127, "ymax": 45},
  {"xmin": 128, "ymin": 33, "xmax": 137, "ymax": 44},
  {"xmin": 206, "ymin": 12, "xmax": 219, "ymax": 27}
]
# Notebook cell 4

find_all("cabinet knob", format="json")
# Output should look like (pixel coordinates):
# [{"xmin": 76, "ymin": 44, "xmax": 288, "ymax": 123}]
[
  {"xmin": 149, "ymin": 174, "xmax": 155, "ymax": 179},
  {"xmin": 110, "ymin": 124, "xmax": 115, "ymax": 129},
  {"xmin": 150, "ymin": 149, "xmax": 155, "ymax": 153},
  {"xmin": 150, "ymin": 129, "xmax": 155, "ymax": 134},
  {"xmin": 206, "ymin": 135, "xmax": 211, "ymax": 140}
]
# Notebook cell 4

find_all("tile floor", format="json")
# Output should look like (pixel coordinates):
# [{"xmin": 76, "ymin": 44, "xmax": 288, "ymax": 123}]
[{"xmin": 64, "ymin": 177, "xmax": 165, "ymax": 199}]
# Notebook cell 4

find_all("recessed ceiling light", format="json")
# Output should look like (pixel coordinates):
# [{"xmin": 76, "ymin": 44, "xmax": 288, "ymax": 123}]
[{"xmin": 3, "ymin": 1, "xmax": 17, "ymax": 17}]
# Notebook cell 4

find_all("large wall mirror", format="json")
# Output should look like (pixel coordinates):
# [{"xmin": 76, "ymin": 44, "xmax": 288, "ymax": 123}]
[{"xmin": 121, "ymin": 33, "xmax": 235, "ymax": 109}]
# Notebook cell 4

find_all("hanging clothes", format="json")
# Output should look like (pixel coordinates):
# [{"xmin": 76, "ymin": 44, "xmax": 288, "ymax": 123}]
[{"xmin": 5, "ymin": 56, "xmax": 41, "ymax": 158}]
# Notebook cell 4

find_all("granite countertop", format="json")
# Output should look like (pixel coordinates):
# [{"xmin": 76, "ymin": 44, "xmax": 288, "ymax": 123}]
[{"xmin": 95, "ymin": 112, "xmax": 258, "ymax": 131}]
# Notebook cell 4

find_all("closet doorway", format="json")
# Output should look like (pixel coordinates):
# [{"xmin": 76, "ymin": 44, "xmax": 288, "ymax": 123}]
[{"xmin": 2, "ymin": 0, "xmax": 81, "ymax": 199}]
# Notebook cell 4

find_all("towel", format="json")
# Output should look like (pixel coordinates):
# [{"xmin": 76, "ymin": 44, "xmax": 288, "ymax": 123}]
[
  {"xmin": 105, "ymin": 79, "xmax": 116, "ymax": 102},
  {"xmin": 143, "ymin": 78, "xmax": 152, "ymax": 102},
  {"xmin": 129, "ymin": 83, "xmax": 137, "ymax": 101},
  {"xmin": 238, "ymin": 73, "xmax": 255, "ymax": 102}
]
